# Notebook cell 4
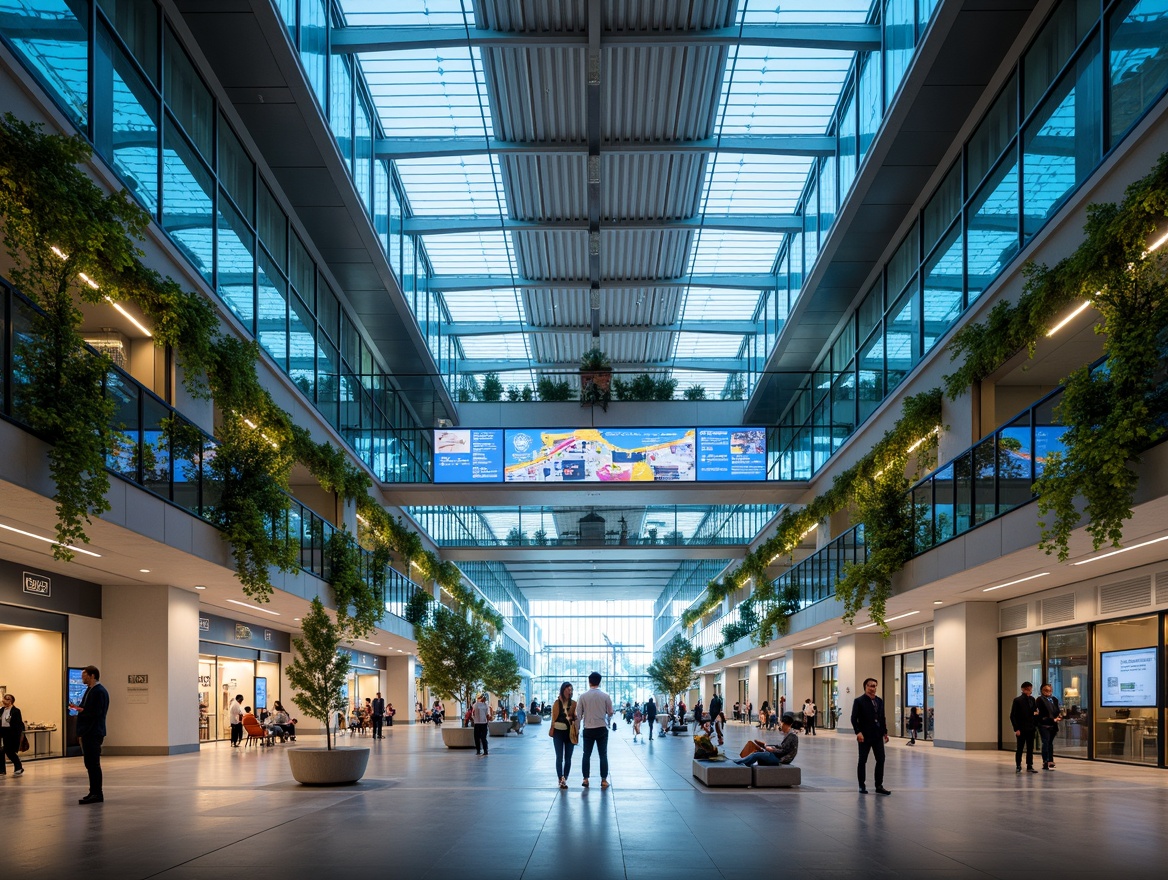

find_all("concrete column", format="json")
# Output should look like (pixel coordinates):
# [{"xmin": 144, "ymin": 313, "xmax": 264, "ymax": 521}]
[
  {"xmin": 836, "ymin": 634, "xmax": 885, "ymax": 733},
  {"xmin": 700, "ymin": 673, "xmax": 716, "ymax": 707},
  {"xmin": 385, "ymin": 654, "xmax": 415, "ymax": 726},
  {"xmin": 785, "ymin": 649, "xmax": 815, "ymax": 715},
  {"xmin": 100, "ymin": 584, "xmax": 200, "ymax": 755},
  {"xmin": 747, "ymin": 659, "xmax": 768, "ymax": 722},
  {"xmin": 933, "ymin": 602, "xmax": 999, "ymax": 750}
]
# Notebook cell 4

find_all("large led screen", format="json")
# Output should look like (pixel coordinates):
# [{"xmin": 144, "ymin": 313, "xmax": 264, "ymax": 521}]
[
  {"xmin": 433, "ymin": 426, "xmax": 767, "ymax": 483},
  {"xmin": 1100, "ymin": 647, "xmax": 1157, "ymax": 707}
]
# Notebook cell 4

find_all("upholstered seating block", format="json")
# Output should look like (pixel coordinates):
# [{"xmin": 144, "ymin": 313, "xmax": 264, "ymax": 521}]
[
  {"xmin": 692, "ymin": 759, "xmax": 751, "ymax": 787},
  {"xmin": 526, "ymin": 714, "xmax": 543, "ymax": 724},
  {"xmin": 751, "ymin": 765, "xmax": 801, "ymax": 787},
  {"xmin": 487, "ymin": 721, "xmax": 513, "ymax": 737}
]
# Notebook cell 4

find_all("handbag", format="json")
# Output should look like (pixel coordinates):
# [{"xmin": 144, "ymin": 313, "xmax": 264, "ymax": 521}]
[{"xmin": 19, "ymin": 735, "xmax": 30, "ymax": 753}]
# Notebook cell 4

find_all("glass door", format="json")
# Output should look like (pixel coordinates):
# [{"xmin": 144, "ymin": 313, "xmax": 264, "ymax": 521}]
[{"xmin": 817, "ymin": 665, "xmax": 839, "ymax": 729}]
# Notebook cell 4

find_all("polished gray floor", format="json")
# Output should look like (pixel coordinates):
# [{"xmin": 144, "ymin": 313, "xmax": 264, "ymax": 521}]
[{"xmin": 3, "ymin": 720, "xmax": 1167, "ymax": 878}]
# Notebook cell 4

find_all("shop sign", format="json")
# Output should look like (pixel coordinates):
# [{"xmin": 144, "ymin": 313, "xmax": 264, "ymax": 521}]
[
  {"xmin": 264, "ymin": 629, "xmax": 272, "ymax": 642},
  {"xmin": 199, "ymin": 617, "xmax": 210, "ymax": 632},
  {"xmin": 127, "ymin": 674, "xmax": 149, "ymax": 684},
  {"xmin": 235, "ymin": 623, "xmax": 252, "ymax": 640},
  {"xmin": 22, "ymin": 571, "xmax": 51, "ymax": 597}
]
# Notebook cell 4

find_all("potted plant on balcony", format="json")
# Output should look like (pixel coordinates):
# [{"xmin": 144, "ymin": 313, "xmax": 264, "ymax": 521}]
[
  {"xmin": 284, "ymin": 597, "xmax": 370, "ymax": 784},
  {"xmin": 579, "ymin": 347, "xmax": 613, "ymax": 410}
]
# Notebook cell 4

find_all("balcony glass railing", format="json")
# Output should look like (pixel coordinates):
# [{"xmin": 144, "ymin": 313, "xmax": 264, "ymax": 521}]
[{"xmin": 1, "ymin": 277, "xmax": 421, "ymax": 621}]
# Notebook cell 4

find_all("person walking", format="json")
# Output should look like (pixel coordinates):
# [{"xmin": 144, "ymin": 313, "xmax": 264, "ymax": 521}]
[
  {"xmin": 745, "ymin": 701, "xmax": 753, "ymax": 724},
  {"xmin": 693, "ymin": 698, "xmax": 703, "ymax": 730},
  {"xmin": 708, "ymin": 692, "xmax": 724, "ymax": 745},
  {"xmin": 906, "ymin": 706, "xmax": 922, "ymax": 745},
  {"xmin": 551, "ymin": 682, "xmax": 578, "ymax": 788},
  {"xmin": 577, "ymin": 671, "xmax": 614, "ymax": 789},
  {"xmin": 645, "ymin": 696, "xmax": 658, "ymax": 741},
  {"xmin": 802, "ymin": 698, "xmax": 817, "ymax": 735},
  {"xmin": 1036, "ymin": 684, "xmax": 1063, "ymax": 770},
  {"xmin": 1, "ymin": 693, "xmax": 25, "ymax": 776},
  {"xmin": 851, "ymin": 677, "xmax": 891, "ymax": 795},
  {"xmin": 387, "ymin": 702, "xmax": 396, "ymax": 727},
  {"xmin": 71, "ymin": 665, "xmax": 109, "ymax": 804},
  {"xmin": 779, "ymin": 694, "xmax": 786, "ymax": 720},
  {"xmin": 632, "ymin": 705, "xmax": 643, "ymax": 742},
  {"xmin": 471, "ymin": 693, "xmax": 492, "ymax": 756},
  {"xmin": 228, "ymin": 694, "xmax": 245, "ymax": 746},
  {"xmin": 1010, "ymin": 681, "xmax": 1040, "ymax": 773},
  {"xmin": 370, "ymin": 693, "xmax": 386, "ymax": 739}
]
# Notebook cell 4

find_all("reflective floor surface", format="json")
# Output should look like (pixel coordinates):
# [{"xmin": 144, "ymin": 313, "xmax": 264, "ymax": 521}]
[{"xmin": 3, "ymin": 720, "xmax": 1167, "ymax": 879}]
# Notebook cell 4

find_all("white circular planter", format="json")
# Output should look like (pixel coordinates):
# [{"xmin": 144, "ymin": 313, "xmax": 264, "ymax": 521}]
[{"xmin": 287, "ymin": 747, "xmax": 370, "ymax": 785}]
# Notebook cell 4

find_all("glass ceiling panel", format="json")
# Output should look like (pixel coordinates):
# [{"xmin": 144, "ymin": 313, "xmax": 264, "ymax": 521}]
[
  {"xmin": 679, "ymin": 288, "xmax": 763, "ymax": 322},
  {"xmin": 442, "ymin": 289, "xmax": 523, "ymax": 322},
  {"xmin": 718, "ymin": 47, "xmax": 857, "ymax": 136},
  {"xmin": 673, "ymin": 331, "xmax": 746, "ymax": 359},
  {"xmin": 458, "ymin": 332, "xmax": 531, "ymax": 359},
  {"xmin": 421, "ymin": 230, "xmax": 515, "ymax": 274},
  {"xmin": 741, "ymin": 2, "xmax": 874, "ymax": 24},
  {"xmin": 687, "ymin": 230, "xmax": 785, "ymax": 274},
  {"xmin": 701, "ymin": 154, "xmax": 814, "ymax": 214},
  {"xmin": 360, "ymin": 46, "xmax": 490, "ymax": 138},
  {"xmin": 669, "ymin": 369, "xmax": 734, "ymax": 396},
  {"xmin": 339, "ymin": 0, "xmax": 474, "ymax": 27},
  {"xmin": 395, "ymin": 154, "xmax": 504, "ymax": 217}
]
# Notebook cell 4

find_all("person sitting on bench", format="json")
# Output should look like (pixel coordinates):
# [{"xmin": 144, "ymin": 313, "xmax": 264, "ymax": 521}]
[{"xmin": 734, "ymin": 714, "xmax": 799, "ymax": 767}]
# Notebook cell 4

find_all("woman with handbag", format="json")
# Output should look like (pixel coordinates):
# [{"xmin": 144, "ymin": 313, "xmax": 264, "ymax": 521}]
[
  {"xmin": 1, "ymin": 693, "xmax": 25, "ymax": 776},
  {"xmin": 549, "ymin": 681, "xmax": 578, "ymax": 789}
]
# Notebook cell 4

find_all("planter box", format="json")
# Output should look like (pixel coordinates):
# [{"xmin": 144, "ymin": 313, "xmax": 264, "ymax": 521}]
[
  {"xmin": 488, "ymin": 720, "xmax": 513, "ymax": 737},
  {"xmin": 441, "ymin": 726, "xmax": 477, "ymax": 749},
  {"xmin": 287, "ymin": 747, "xmax": 369, "ymax": 785}
]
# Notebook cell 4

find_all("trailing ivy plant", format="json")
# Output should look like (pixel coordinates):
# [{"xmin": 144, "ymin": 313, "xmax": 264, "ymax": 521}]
[
  {"xmin": 944, "ymin": 153, "xmax": 1168, "ymax": 560},
  {"xmin": 326, "ymin": 527, "xmax": 380, "ymax": 639}
]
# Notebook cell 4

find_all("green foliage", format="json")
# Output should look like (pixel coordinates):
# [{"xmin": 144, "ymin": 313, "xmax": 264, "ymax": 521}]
[
  {"xmin": 629, "ymin": 373, "xmax": 657, "ymax": 400},
  {"xmin": 653, "ymin": 376, "xmax": 678, "ymax": 400},
  {"xmin": 506, "ymin": 384, "xmax": 535, "ymax": 402},
  {"xmin": 647, "ymin": 634, "xmax": 702, "ymax": 703},
  {"xmin": 536, "ymin": 376, "xmax": 574, "ymax": 401},
  {"xmin": 579, "ymin": 347, "xmax": 612, "ymax": 371},
  {"xmin": 482, "ymin": 646, "xmax": 522, "ymax": 699},
  {"xmin": 612, "ymin": 377, "xmax": 633, "ymax": 401},
  {"xmin": 291, "ymin": 426, "xmax": 371, "ymax": 500},
  {"xmin": 480, "ymin": 372, "xmax": 504, "ymax": 402},
  {"xmin": 404, "ymin": 589, "xmax": 433, "ymax": 626},
  {"xmin": 684, "ymin": 385, "xmax": 707, "ymax": 400},
  {"xmin": 505, "ymin": 527, "xmax": 526, "ymax": 546},
  {"xmin": 326, "ymin": 528, "xmax": 380, "ymax": 639},
  {"xmin": 414, "ymin": 604, "xmax": 494, "ymax": 718},
  {"xmin": 456, "ymin": 375, "xmax": 481, "ymax": 402},
  {"xmin": 285, "ymin": 597, "xmax": 351, "ymax": 750}
]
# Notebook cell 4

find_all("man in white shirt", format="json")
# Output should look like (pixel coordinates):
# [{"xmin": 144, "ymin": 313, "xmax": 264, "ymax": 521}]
[
  {"xmin": 577, "ymin": 671, "xmax": 614, "ymax": 788},
  {"xmin": 228, "ymin": 694, "xmax": 245, "ymax": 747},
  {"xmin": 471, "ymin": 693, "xmax": 492, "ymax": 756}
]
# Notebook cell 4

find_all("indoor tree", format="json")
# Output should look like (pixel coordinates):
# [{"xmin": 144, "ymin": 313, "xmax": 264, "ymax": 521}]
[
  {"xmin": 647, "ymin": 633, "xmax": 702, "ymax": 711},
  {"xmin": 413, "ymin": 602, "xmax": 494, "ymax": 726},
  {"xmin": 482, "ymin": 646, "xmax": 522, "ymax": 706},
  {"xmin": 285, "ymin": 597, "xmax": 352, "ymax": 751}
]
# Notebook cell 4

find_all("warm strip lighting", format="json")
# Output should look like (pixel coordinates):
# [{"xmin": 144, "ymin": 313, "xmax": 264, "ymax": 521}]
[
  {"xmin": 1145, "ymin": 229, "xmax": 1168, "ymax": 254},
  {"xmin": 798, "ymin": 635, "xmax": 833, "ymax": 647},
  {"xmin": 1046, "ymin": 300, "xmax": 1093, "ymax": 336},
  {"xmin": 982, "ymin": 572, "xmax": 1050, "ymax": 592},
  {"xmin": 907, "ymin": 427, "xmax": 940, "ymax": 453},
  {"xmin": 800, "ymin": 523, "xmax": 817, "ymax": 540},
  {"xmin": 1072, "ymin": 535, "xmax": 1168, "ymax": 566},
  {"xmin": 357, "ymin": 639, "xmax": 381, "ymax": 646},
  {"xmin": 0, "ymin": 522, "xmax": 102, "ymax": 557},
  {"xmin": 78, "ymin": 272, "xmax": 100, "ymax": 290},
  {"xmin": 857, "ymin": 610, "xmax": 920, "ymax": 630},
  {"xmin": 225, "ymin": 598, "xmax": 280, "ymax": 616},
  {"xmin": 106, "ymin": 298, "xmax": 153, "ymax": 337},
  {"xmin": 356, "ymin": 514, "xmax": 368, "ymax": 525},
  {"xmin": 51, "ymin": 245, "xmax": 68, "ymax": 260}
]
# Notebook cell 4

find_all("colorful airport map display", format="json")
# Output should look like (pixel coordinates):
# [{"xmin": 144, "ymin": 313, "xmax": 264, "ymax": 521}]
[{"xmin": 434, "ymin": 426, "xmax": 766, "ymax": 483}]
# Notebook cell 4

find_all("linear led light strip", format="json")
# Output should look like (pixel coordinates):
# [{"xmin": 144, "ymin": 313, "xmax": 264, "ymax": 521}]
[
  {"xmin": 0, "ymin": 522, "xmax": 103, "ymax": 557},
  {"xmin": 982, "ymin": 571, "xmax": 1050, "ymax": 592},
  {"xmin": 769, "ymin": 523, "xmax": 817, "ymax": 564},
  {"xmin": 857, "ymin": 610, "xmax": 920, "ymax": 630},
  {"xmin": 1072, "ymin": 535, "xmax": 1168, "ymax": 566},
  {"xmin": 225, "ymin": 598, "xmax": 280, "ymax": 616},
  {"xmin": 50, "ymin": 246, "xmax": 153, "ymax": 337}
]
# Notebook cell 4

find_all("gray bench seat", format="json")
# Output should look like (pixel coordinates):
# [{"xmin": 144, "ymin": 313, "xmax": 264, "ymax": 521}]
[{"xmin": 692, "ymin": 759, "xmax": 751, "ymax": 787}]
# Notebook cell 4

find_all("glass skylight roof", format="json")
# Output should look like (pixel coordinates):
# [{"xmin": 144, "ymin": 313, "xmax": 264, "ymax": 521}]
[{"xmin": 338, "ymin": 0, "xmax": 880, "ymax": 382}]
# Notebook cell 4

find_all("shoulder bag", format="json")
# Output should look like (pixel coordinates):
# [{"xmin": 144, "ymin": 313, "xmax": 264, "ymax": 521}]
[{"xmin": 19, "ymin": 734, "xmax": 30, "ymax": 752}]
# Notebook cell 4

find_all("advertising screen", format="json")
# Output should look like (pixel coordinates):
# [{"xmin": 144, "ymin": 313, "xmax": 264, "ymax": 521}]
[
  {"xmin": 695, "ymin": 427, "xmax": 767, "ymax": 481},
  {"xmin": 905, "ymin": 671, "xmax": 925, "ymax": 709},
  {"xmin": 67, "ymin": 667, "xmax": 86, "ymax": 716},
  {"xmin": 1100, "ymin": 647, "xmax": 1157, "ymax": 707},
  {"xmin": 504, "ymin": 428, "xmax": 697, "ymax": 482},
  {"xmin": 433, "ymin": 429, "xmax": 504, "ymax": 483}
]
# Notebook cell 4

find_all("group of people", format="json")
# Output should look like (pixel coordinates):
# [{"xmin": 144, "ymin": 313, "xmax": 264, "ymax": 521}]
[
  {"xmin": 228, "ymin": 694, "xmax": 297, "ymax": 744},
  {"xmin": 342, "ymin": 694, "xmax": 395, "ymax": 738},
  {"xmin": 548, "ymin": 672, "xmax": 615, "ymax": 789},
  {"xmin": 1010, "ymin": 681, "xmax": 1064, "ymax": 772}
]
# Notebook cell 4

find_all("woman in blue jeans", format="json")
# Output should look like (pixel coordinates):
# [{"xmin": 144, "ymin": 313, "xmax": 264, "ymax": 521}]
[{"xmin": 551, "ymin": 681, "xmax": 577, "ymax": 789}]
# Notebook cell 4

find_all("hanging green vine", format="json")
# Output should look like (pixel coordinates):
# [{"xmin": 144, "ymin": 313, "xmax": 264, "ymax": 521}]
[
  {"xmin": 943, "ymin": 154, "xmax": 1168, "ymax": 561},
  {"xmin": 683, "ymin": 387, "xmax": 943, "ymax": 642},
  {"xmin": 326, "ymin": 527, "xmax": 381, "ymax": 638}
]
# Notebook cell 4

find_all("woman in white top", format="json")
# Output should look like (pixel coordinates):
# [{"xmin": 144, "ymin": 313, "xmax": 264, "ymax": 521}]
[{"xmin": 1, "ymin": 693, "xmax": 25, "ymax": 776}]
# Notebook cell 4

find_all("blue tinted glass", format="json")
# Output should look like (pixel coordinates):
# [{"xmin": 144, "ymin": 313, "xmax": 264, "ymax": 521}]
[
  {"xmin": 355, "ymin": 95, "xmax": 372, "ymax": 211},
  {"xmin": 922, "ymin": 224, "xmax": 963, "ymax": 351},
  {"xmin": 109, "ymin": 38, "xmax": 160, "ymax": 216},
  {"xmin": 838, "ymin": 91, "xmax": 857, "ymax": 195},
  {"xmin": 300, "ymin": 0, "xmax": 327, "ymax": 104},
  {"xmin": 858, "ymin": 53, "xmax": 881, "ymax": 156},
  {"xmin": 998, "ymin": 423, "xmax": 1034, "ymax": 512},
  {"xmin": 162, "ymin": 127, "xmax": 214, "ymax": 283},
  {"xmin": 4, "ymin": 0, "xmax": 89, "ymax": 129},
  {"xmin": 330, "ymin": 53, "xmax": 352, "ymax": 162},
  {"xmin": 216, "ymin": 196, "xmax": 256, "ymax": 332},
  {"xmin": 884, "ymin": 0, "xmax": 915, "ymax": 100},
  {"xmin": 290, "ymin": 293, "xmax": 315, "ymax": 396},
  {"xmin": 1023, "ymin": 37, "xmax": 1102, "ymax": 238},
  {"xmin": 388, "ymin": 177, "xmax": 402, "ymax": 277},
  {"xmin": 1108, "ymin": 0, "xmax": 1168, "ymax": 144},
  {"xmin": 966, "ymin": 157, "xmax": 1019, "ymax": 302},
  {"xmin": 886, "ymin": 281, "xmax": 920, "ymax": 390},
  {"xmin": 933, "ymin": 462, "xmax": 955, "ymax": 542},
  {"xmin": 374, "ymin": 160, "xmax": 389, "ymax": 253},
  {"xmin": 163, "ymin": 27, "xmax": 212, "ymax": 160},
  {"xmin": 858, "ymin": 329, "xmax": 884, "ymax": 423},
  {"xmin": 257, "ymin": 251, "xmax": 288, "ymax": 370}
]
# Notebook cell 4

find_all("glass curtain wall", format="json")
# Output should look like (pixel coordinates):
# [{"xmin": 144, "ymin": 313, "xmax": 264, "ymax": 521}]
[{"xmin": 529, "ymin": 601, "xmax": 653, "ymax": 708}]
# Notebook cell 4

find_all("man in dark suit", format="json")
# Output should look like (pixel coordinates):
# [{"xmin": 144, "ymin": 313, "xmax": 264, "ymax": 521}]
[
  {"xmin": 1035, "ymin": 683, "xmax": 1063, "ymax": 771},
  {"xmin": 70, "ymin": 665, "xmax": 109, "ymax": 804},
  {"xmin": 371, "ymin": 692, "xmax": 386, "ymax": 739},
  {"xmin": 850, "ymin": 677, "xmax": 891, "ymax": 795},
  {"xmin": 1010, "ymin": 681, "xmax": 1040, "ymax": 773}
]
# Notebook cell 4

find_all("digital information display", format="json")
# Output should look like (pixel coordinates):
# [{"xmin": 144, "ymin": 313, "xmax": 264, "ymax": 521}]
[
  {"xmin": 433, "ymin": 426, "xmax": 767, "ymax": 484},
  {"xmin": 1100, "ymin": 647, "xmax": 1158, "ymax": 707},
  {"xmin": 905, "ymin": 671, "xmax": 925, "ymax": 709},
  {"xmin": 433, "ymin": 429, "xmax": 504, "ymax": 483}
]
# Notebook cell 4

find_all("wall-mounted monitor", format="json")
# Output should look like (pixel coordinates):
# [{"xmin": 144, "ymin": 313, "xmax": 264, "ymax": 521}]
[
  {"xmin": 433, "ymin": 429, "xmax": 504, "ymax": 483},
  {"xmin": 1100, "ymin": 646, "xmax": 1157, "ymax": 707}
]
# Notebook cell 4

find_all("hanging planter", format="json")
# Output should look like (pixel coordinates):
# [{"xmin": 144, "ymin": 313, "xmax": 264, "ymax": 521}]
[{"xmin": 579, "ymin": 347, "xmax": 613, "ymax": 410}]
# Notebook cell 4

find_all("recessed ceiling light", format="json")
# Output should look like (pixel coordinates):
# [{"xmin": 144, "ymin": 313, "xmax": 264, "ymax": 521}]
[
  {"xmin": 982, "ymin": 572, "xmax": 1049, "ymax": 592},
  {"xmin": 0, "ymin": 522, "xmax": 103, "ymax": 557},
  {"xmin": 933, "ymin": 600, "xmax": 943, "ymax": 605},
  {"xmin": 858, "ymin": 610, "xmax": 920, "ymax": 630},
  {"xmin": 139, "ymin": 568, "xmax": 151, "ymax": 573},
  {"xmin": 293, "ymin": 617, "xmax": 300, "ymax": 622},
  {"xmin": 225, "ymin": 598, "xmax": 280, "ymax": 616},
  {"xmin": 194, "ymin": 585, "xmax": 206, "ymax": 590},
  {"xmin": 1072, "ymin": 535, "xmax": 1168, "ymax": 565}
]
